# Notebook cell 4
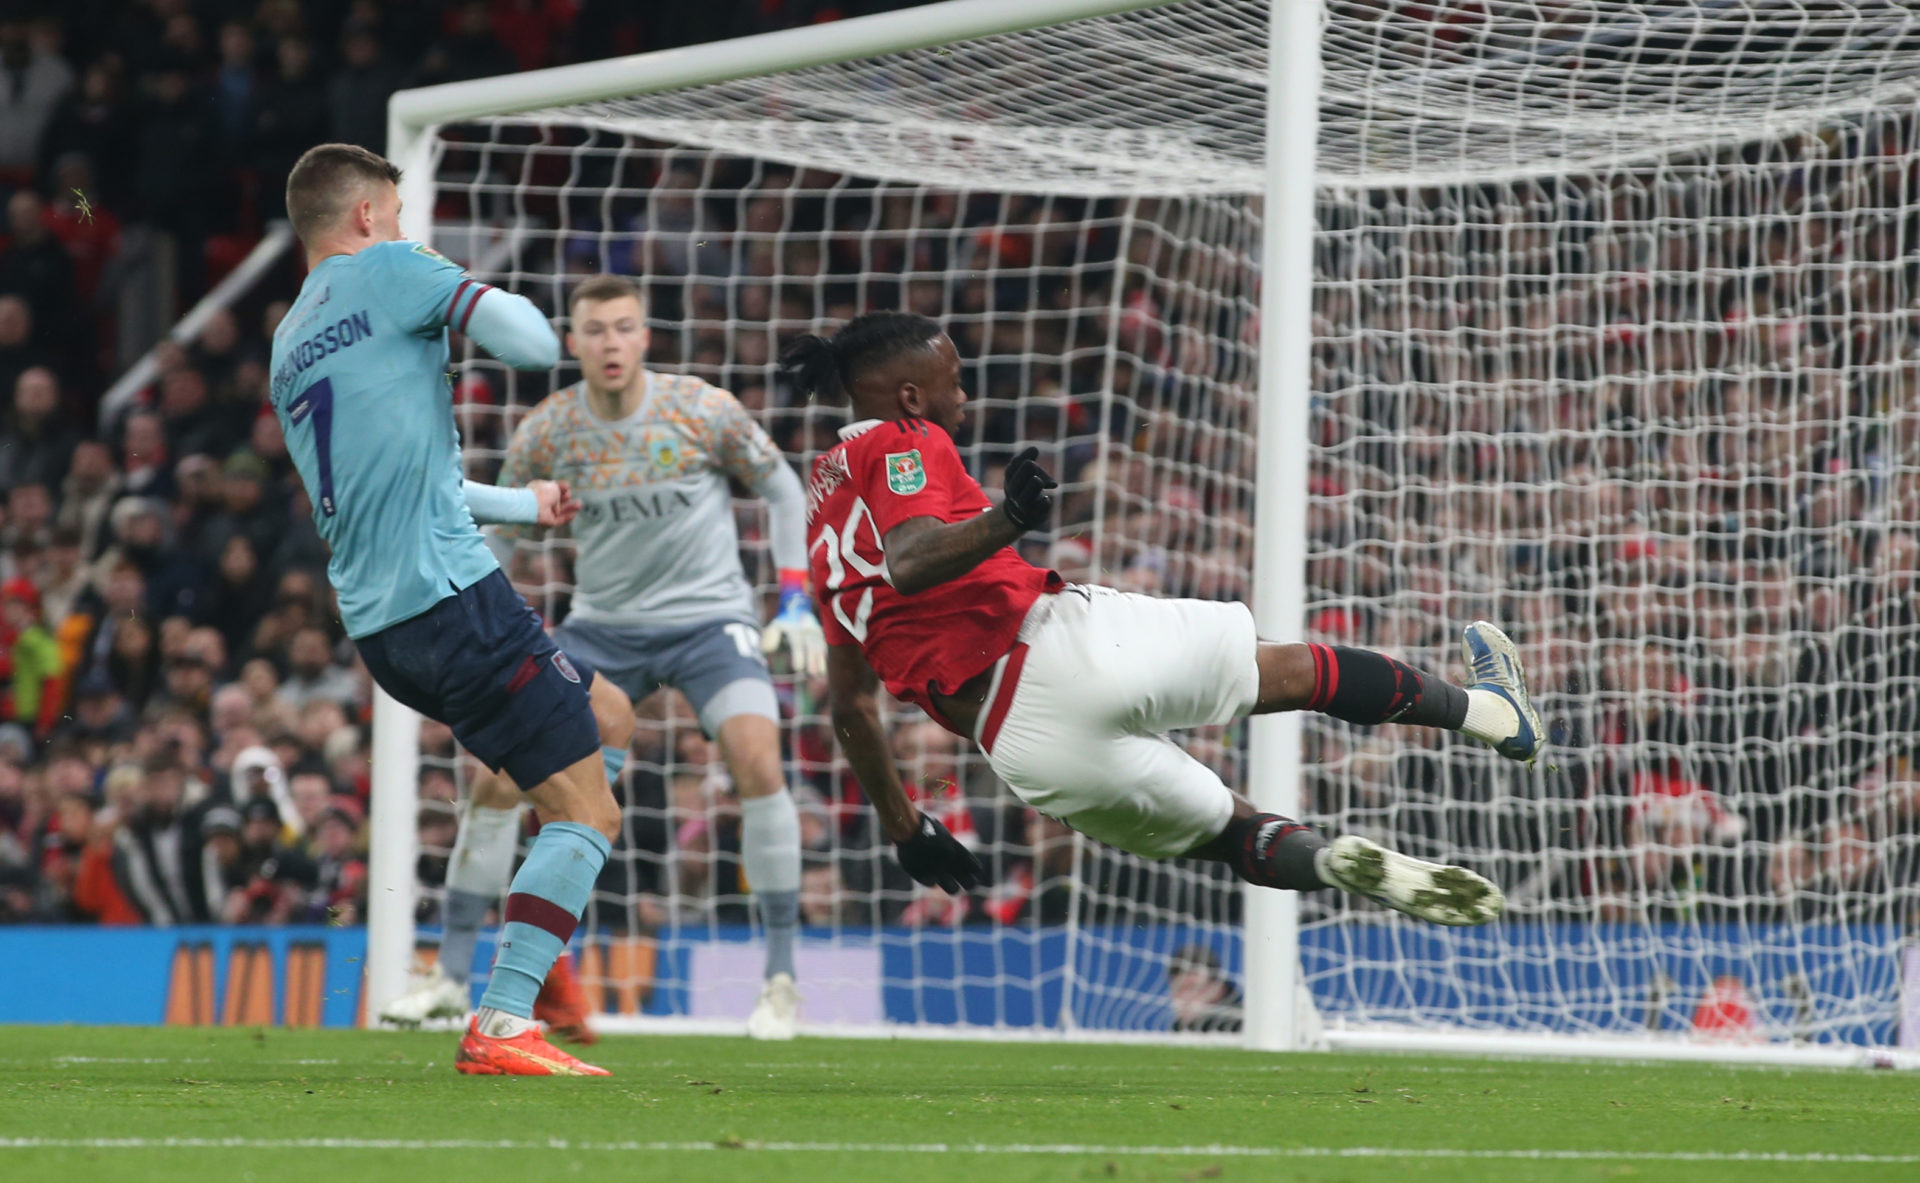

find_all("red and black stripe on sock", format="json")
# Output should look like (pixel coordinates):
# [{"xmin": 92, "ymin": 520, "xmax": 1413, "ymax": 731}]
[
  {"xmin": 1190, "ymin": 813, "xmax": 1329, "ymax": 890},
  {"xmin": 1304, "ymin": 643, "xmax": 1467, "ymax": 729}
]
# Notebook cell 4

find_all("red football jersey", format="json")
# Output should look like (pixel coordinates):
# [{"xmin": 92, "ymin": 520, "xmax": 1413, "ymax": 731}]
[{"xmin": 806, "ymin": 417, "xmax": 1061, "ymax": 721}]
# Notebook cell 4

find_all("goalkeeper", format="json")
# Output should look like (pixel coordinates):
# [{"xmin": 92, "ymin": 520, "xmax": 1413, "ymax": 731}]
[
  {"xmin": 383, "ymin": 274, "xmax": 822, "ymax": 1042},
  {"xmin": 272, "ymin": 144, "xmax": 626, "ymax": 1076}
]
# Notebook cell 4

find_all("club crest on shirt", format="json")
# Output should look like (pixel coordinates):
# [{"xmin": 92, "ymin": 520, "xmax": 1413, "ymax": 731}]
[
  {"xmin": 886, "ymin": 449, "xmax": 927, "ymax": 495},
  {"xmin": 550, "ymin": 650, "xmax": 582, "ymax": 684},
  {"xmin": 649, "ymin": 437, "xmax": 681, "ymax": 472}
]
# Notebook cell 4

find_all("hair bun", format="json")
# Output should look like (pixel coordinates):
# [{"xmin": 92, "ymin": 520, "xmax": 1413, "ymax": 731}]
[{"xmin": 778, "ymin": 334, "xmax": 841, "ymax": 400}]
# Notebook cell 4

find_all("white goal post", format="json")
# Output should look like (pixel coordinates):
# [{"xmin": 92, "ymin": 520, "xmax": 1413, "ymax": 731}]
[{"xmin": 375, "ymin": 0, "xmax": 1920, "ymax": 1068}]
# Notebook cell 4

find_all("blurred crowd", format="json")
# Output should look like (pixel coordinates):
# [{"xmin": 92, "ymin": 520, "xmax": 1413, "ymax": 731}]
[
  {"xmin": 0, "ymin": 0, "xmax": 935, "ymax": 930},
  {"xmin": 3, "ymin": 0, "xmax": 1918, "ymax": 948}
]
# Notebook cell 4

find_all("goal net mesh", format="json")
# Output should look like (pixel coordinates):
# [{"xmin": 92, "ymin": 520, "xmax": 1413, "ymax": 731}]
[{"xmin": 411, "ymin": 0, "xmax": 1920, "ymax": 1047}]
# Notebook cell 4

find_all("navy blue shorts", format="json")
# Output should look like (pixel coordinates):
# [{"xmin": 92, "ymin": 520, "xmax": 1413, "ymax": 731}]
[{"xmin": 356, "ymin": 570, "xmax": 600, "ymax": 790}]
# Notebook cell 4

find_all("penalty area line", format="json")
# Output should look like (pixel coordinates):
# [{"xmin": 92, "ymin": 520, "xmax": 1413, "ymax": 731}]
[{"xmin": 0, "ymin": 1139, "xmax": 1915, "ymax": 1163}]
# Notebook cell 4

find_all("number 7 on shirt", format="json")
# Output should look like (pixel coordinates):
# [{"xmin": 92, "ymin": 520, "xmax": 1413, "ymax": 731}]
[{"xmin": 287, "ymin": 376, "xmax": 339, "ymax": 517}]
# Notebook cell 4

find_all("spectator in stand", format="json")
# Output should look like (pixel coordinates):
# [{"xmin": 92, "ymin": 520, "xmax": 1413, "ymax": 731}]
[
  {"xmin": 272, "ymin": 627, "xmax": 357, "ymax": 714},
  {"xmin": 196, "ymin": 534, "xmax": 274, "ymax": 659},
  {"xmin": 54, "ymin": 671, "xmax": 136, "ymax": 759},
  {"xmin": 132, "ymin": 60, "xmax": 219, "ymax": 299},
  {"xmin": 111, "ymin": 752, "xmax": 219, "ymax": 925},
  {"xmin": 3, "ymin": 481, "xmax": 54, "ymax": 556},
  {"xmin": 158, "ymin": 366, "xmax": 231, "ymax": 459},
  {"xmin": 99, "ymin": 496, "xmax": 203, "ymax": 621},
  {"xmin": 211, "ymin": 22, "xmax": 259, "ymax": 166},
  {"xmin": 285, "ymin": 765, "xmax": 336, "ymax": 841},
  {"xmin": 0, "ymin": 17, "xmax": 73, "ymax": 178},
  {"xmin": 329, "ymin": 21, "xmax": 406, "ymax": 153},
  {"xmin": 0, "ymin": 189, "xmax": 75, "ymax": 340},
  {"xmin": 1, "ymin": 366, "xmax": 78, "ymax": 491},
  {"xmin": 202, "ymin": 450, "xmax": 286, "ymax": 565},
  {"xmin": 0, "ymin": 296, "xmax": 49, "ymax": 415},
  {"xmin": 117, "ymin": 410, "xmax": 174, "ymax": 503},
  {"xmin": 225, "ymin": 797, "xmax": 312, "ymax": 924},
  {"xmin": 1, "ymin": 577, "xmax": 59, "ymax": 734},
  {"xmin": 419, "ymin": 2, "xmax": 520, "ymax": 85},
  {"xmin": 0, "ymin": 191, "xmax": 77, "ymax": 359},
  {"xmin": 55, "ymin": 439, "xmax": 116, "ymax": 559},
  {"xmin": 251, "ymin": 37, "xmax": 330, "ymax": 223},
  {"xmin": 303, "ymin": 796, "xmax": 368, "ymax": 924}
]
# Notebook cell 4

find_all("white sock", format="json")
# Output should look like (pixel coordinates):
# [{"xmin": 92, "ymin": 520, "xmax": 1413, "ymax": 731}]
[
  {"xmin": 739, "ymin": 791, "xmax": 804, "ymax": 896},
  {"xmin": 447, "ymin": 800, "xmax": 524, "ymax": 898},
  {"xmin": 475, "ymin": 1006, "xmax": 538, "ymax": 1038},
  {"xmin": 1460, "ymin": 688, "xmax": 1520, "ymax": 746}
]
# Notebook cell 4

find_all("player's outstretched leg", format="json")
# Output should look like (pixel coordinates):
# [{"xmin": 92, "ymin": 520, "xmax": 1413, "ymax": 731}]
[
  {"xmin": 456, "ymin": 674, "xmax": 628, "ymax": 1077},
  {"xmin": 1254, "ymin": 621, "xmax": 1543, "ymax": 765},
  {"xmin": 1189, "ymin": 808, "xmax": 1503, "ymax": 927}
]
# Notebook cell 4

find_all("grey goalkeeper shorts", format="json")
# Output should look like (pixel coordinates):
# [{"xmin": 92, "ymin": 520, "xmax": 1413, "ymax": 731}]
[{"xmin": 553, "ymin": 615, "xmax": 778, "ymax": 736}]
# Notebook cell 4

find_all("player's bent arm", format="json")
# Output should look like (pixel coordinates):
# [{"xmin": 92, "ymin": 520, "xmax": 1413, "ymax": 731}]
[
  {"xmin": 883, "ymin": 511, "xmax": 1025, "ymax": 597},
  {"xmin": 462, "ymin": 289, "xmax": 561, "ymax": 370},
  {"xmin": 825, "ymin": 642, "xmax": 920, "ymax": 843},
  {"xmin": 463, "ymin": 480, "xmax": 539, "ymax": 526}
]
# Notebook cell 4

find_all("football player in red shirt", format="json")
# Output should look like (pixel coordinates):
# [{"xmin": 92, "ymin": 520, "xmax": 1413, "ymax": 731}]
[{"xmin": 786, "ymin": 313, "xmax": 1541, "ymax": 925}]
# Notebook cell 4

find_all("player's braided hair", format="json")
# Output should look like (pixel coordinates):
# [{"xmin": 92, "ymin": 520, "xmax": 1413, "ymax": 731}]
[{"xmin": 778, "ymin": 312, "xmax": 944, "ymax": 405}]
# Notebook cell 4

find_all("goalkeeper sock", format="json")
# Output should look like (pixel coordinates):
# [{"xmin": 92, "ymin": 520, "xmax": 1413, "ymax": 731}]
[
  {"xmin": 475, "ymin": 821, "xmax": 609, "ymax": 1021},
  {"xmin": 1190, "ymin": 813, "xmax": 1328, "ymax": 891},
  {"xmin": 1305, "ymin": 644, "xmax": 1468, "ymax": 730},
  {"xmin": 740, "ymin": 791, "xmax": 803, "ymax": 980},
  {"xmin": 439, "ymin": 799, "xmax": 523, "ymax": 983}
]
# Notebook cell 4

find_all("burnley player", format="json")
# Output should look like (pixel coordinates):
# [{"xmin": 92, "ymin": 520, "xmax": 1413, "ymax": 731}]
[
  {"xmin": 783, "ymin": 313, "xmax": 1541, "ymax": 923},
  {"xmin": 272, "ymin": 144, "xmax": 628, "ymax": 1075},
  {"xmin": 384, "ymin": 274, "xmax": 821, "ymax": 1041}
]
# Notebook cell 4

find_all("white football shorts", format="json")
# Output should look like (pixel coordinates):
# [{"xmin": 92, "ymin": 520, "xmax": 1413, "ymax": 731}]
[{"xmin": 973, "ymin": 585, "xmax": 1260, "ymax": 858}]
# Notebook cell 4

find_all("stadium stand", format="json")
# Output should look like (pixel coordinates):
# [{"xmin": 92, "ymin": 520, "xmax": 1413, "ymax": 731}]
[{"xmin": 1, "ymin": 0, "xmax": 1914, "ymax": 957}]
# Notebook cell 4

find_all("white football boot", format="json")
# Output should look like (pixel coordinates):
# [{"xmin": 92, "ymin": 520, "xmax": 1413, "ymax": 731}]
[
  {"xmin": 746, "ymin": 972, "xmax": 800, "ymax": 1040},
  {"xmin": 1461, "ymin": 621, "xmax": 1545, "ymax": 764},
  {"xmin": 380, "ymin": 965, "xmax": 471, "ymax": 1027},
  {"xmin": 1319, "ymin": 835, "xmax": 1505, "ymax": 927}
]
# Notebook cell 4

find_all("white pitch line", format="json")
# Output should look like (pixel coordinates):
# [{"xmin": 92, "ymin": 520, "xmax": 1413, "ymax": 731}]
[
  {"xmin": 0, "ymin": 1138, "xmax": 1915, "ymax": 1163},
  {"xmin": 43, "ymin": 1057, "xmax": 341, "ymax": 1066}
]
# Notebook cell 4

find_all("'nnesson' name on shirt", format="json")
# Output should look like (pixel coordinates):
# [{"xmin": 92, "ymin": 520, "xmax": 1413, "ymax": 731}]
[{"xmin": 272, "ymin": 311, "xmax": 375, "ymax": 400}]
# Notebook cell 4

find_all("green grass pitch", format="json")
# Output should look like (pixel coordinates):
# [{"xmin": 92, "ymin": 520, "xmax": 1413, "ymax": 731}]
[{"xmin": 1, "ymin": 1027, "xmax": 1916, "ymax": 1183}]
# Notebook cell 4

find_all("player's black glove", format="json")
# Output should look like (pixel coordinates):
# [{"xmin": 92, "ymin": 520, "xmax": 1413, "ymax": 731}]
[
  {"xmin": 1000, "ymin": 446, "xmax": 1058, "ymax": 533},
  {"xmin": 894, "ymin": 813, "xmax": 986, "ymax": 894}
]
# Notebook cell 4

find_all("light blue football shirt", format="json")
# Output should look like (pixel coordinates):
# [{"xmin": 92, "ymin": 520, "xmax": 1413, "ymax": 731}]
[{"xmin": 269, "ymin": 240, "xmax": 498, "ymax": 639}]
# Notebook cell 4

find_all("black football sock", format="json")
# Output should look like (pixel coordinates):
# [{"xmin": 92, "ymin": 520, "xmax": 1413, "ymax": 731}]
[
  {"xmin": 1305, "ymin": 643, "xmax": 1468, "ymax": 729},
  {"xmin": 1189, "ymin": 813, "xmax": 1329, "ymax": 891}
]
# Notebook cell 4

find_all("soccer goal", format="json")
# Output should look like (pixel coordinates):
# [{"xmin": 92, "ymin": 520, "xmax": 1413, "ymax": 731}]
[{"xmin": 375, "ymin": 0, "xmax": 1920, "ymax": 1067}]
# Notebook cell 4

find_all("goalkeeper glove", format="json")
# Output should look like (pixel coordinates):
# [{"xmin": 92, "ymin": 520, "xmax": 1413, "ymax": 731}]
[
  {"xmin": 894, "ymin": 813, "xmax": 986, "ymax": 895},
  {"xmin": 1000, "ymin": 446, "xmax": 1058, "ymax": 533},
  {"xmin": 761, "ymin": 569, "xmax": 827, "ymax": 677}
]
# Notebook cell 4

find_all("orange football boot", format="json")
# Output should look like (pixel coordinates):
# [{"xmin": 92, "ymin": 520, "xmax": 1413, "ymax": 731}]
[
  {"xmin": 454, "ymin": 1016, "xmax": 610, "ymax": 1076},
  {"xmin": 533, "ymin": 950, "xmax": 598, "ymax": 1045}
]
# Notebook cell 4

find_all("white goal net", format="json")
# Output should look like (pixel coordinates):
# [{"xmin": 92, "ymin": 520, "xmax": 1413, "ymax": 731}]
[{"xmin": 394, "ymin": 0, "xmax": 1920, "ymax": 1057}]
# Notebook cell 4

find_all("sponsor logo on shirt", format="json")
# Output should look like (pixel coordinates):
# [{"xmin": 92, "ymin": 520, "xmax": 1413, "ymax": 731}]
[
  {"xmin": 885, "ymin": 449, "xmax": 927, "ymax": 495},
  {"xmin": 576, "ymin": 487, "xmax": 697, "ymax": 525}
]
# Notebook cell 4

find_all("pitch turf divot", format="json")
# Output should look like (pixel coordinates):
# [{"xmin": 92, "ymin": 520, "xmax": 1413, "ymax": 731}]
[{"xmin": 1, "ymin": 1138, "xmax": 1917, "ymax": 1164}]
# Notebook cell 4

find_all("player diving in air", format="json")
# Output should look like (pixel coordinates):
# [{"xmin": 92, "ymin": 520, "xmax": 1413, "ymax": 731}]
[
  {"xmin": 383, "ymin": 274, "xmax": 823, "ymax": 1041},
  {"xmin": 272, "ymin": 144, "xmax": 628, "ymax": 1075},
  {"xmin": 783, "ymin": 313, "xmax": 1542, "ymax": 921}
]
